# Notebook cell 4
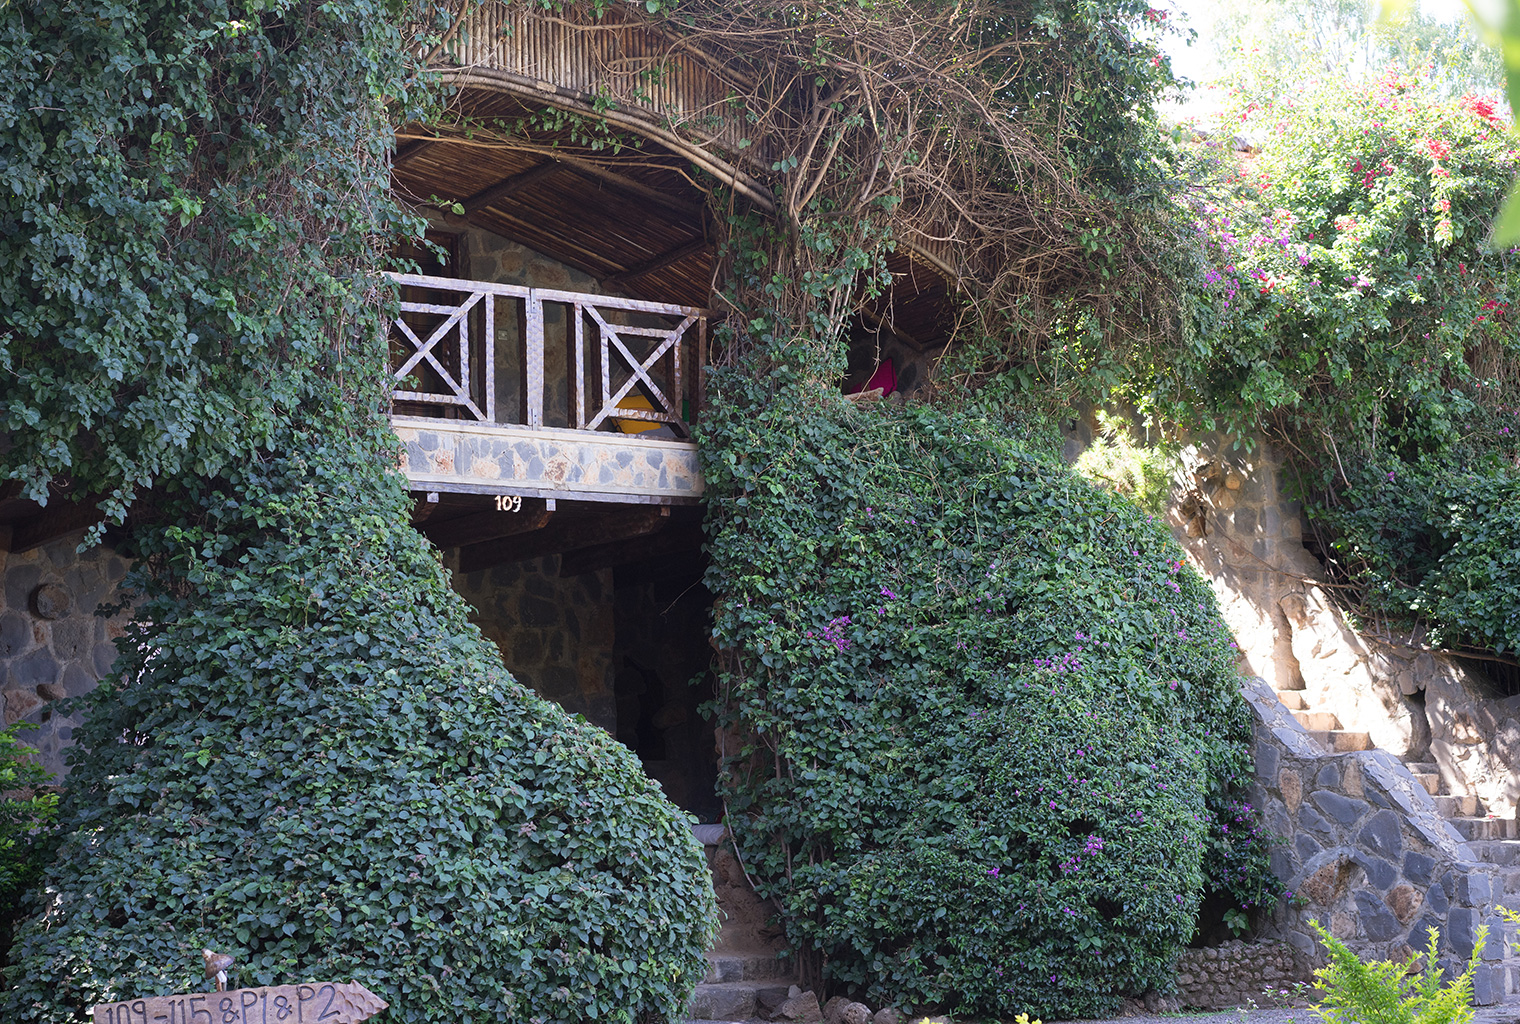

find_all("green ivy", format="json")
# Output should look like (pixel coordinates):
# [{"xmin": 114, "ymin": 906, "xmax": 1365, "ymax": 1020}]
[
  {"xmin": 699, "ymin": 368, "xmax": 1274, "ymax": 1019},
  {"xmin": 0, "ymin": 2, "xmax": 718, "ymax": 1017},
  {"xmin": 2, "ymin": 424, "xmax": 717, "ymax": 1023}
]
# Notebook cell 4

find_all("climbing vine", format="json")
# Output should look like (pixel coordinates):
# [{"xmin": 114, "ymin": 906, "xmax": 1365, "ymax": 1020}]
[{"xmin": 0, "ymin": 2, "xmax": 716, "ymax": 1018}]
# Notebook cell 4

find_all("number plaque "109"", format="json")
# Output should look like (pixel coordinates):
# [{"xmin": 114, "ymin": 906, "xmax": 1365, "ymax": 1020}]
[{"xmin": 91, "ymin": 982, "xmax": 388, "ymax": 1024}]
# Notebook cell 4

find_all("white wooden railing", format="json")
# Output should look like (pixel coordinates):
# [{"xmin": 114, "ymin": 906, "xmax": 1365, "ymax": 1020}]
[{"xmin": 387, "ymin": 272, "xmax": 708, "ymax": 436}]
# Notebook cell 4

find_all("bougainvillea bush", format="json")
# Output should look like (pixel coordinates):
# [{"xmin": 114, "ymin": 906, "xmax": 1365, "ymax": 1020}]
[
  {"xmin": 2, "ymin": 428, "xmax": 716, "ymax": 1024},
  {"xmin": 1161, "ymin": 66, "xmax": 1520, "ymax": 655},
  {"xmin": 701, "ymin": 373, "xmax": 1273, "ymax": 1020}
]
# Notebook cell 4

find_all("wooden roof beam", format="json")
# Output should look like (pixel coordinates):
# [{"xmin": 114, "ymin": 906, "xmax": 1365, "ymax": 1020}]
[
  {"xmin": 460, "ymin": 161, "xmax": 561, "ymax": 215},
  {"xmin": 604, "ymin": 237, "xmax": 709, "ymax": 287},
  {"xmin": 423, "ymin": 502, "xmax": 553, "ymax": 549}
]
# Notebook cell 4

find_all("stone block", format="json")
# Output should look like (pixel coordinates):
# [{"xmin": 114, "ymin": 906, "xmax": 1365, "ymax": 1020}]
[
  {"xmin": 1355, "ymin": 890, "xmax": 1403, "ymax": 941},
  {"xmin": 777, "ymin": 991, "xmax": 823, "ymax": 1024},
  {"xmin": 1449, "ymin": 908, "xmax": 1479, "ymax": 956},
  {"xmin": 1314, "ymin": 791, "xmax": 1370, "ymax": 825},
  {"xmin": 1473, "ymin": 964, "xmax": 1502, "ymax": 1006},
  {"xmin": 1316, "ymin": 763, "xmax": 1342, "ymax": 789},
  {"xmin": 1353, "ymin": 852, "xmax": 1398, "ymax": 889},
  {"xmin": 1426, "ymin": 880, "xmax": 1451, "ymax": 915},
  {"xmin": 1484, "ymin": 916, "xmax": 1506, "ymax": 961},
  {"xmin": 1403, "ymin": 851, "xmax": 1436, "ymax": 886},
  {"xmin": 1357, "ymin": 810, "xmax": 1403, "ymax": 857},
  {"xmin": 1299, "ymin": 805, "xmax": 1334, "ymax": 836},
  {"xmin": 1256, "ymin": 741, "xmax": 1280, "ymax": 779},
  {"xmin": 0, "ymin": 610, "xmax": 30, "ymax": 658},
  {"xmin": 1296, "ymin": 832, "xmax": 1323, "ymax": 861},
  {"xmin": 872, "ymin": 1011, "xmax": 903, "ymax": 1024},
  {"xmin": 4, "ymin": 564, "xmax": 41, "ymax": 610},
  {"xmin": 10, "ymin": 648, "xmax": 58, "ymax": 688},
  {"xmin": 1457, "ymin": 871, "xmax": 1492, "ymax": 907}
]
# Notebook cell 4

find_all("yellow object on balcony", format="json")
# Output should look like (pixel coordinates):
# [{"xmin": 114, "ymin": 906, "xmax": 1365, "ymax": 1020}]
[{"xmin": 616, "ymin": 394, "xmax": 665, "ymax": 434}]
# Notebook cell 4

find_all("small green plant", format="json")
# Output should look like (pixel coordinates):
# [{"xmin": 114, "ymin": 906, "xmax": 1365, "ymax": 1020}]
[
  {"xmin": 1073, "ymin": 412, "xmax": 1178, "ymax": 517},
  {"xmin": 0, "ymin": 722, "xmax": 57, "ymax": 900},
  {"xmin": 1222, "ymin": 907, "xmax": 1250, "ymax": 938},
  {"xmin": 0, "ymin": 721, "xmax": 57, "ymax": 985},
  {"xmin": 1310, "ymin": 919, "xmax": 1485, "ymax": 1024}
]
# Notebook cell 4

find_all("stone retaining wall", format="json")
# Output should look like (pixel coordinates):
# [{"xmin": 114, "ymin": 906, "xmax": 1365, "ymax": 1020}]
[
  {"xmin": 1242, "ymin": 676, "xmax": 1512, "ymax": 1003},
  {"xmin": 1174, "ymin": 940, "xmax": 1311, "ymax": 1010}
]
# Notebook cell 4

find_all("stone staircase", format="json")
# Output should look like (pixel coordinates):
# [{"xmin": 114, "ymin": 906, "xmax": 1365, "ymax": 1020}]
[
  {"xmin": 688, "ymin": 824, "xmax": 801, "ymax": 1021},
  {"xmin": 1268, "ymin": 678, "xmax": 1520, "ymax": 999}
]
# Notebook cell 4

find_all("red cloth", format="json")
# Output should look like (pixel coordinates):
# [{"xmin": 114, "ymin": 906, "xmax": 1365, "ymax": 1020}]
[{"xmin": 848, "ymin": 358, "xmax": 896, "ymax": 396}]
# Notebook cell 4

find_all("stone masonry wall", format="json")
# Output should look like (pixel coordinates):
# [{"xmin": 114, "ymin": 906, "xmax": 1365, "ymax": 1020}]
[
  {"xmin": 0, "ymin": 531, "xmax": 131, "ymax": 778},
  {"xmin": 1243, "ymin": 676, "xmax": 1512, "ymax": 1003},
  {"xmin": 1173, "ymin": 939, "xmax": 1311, "ymax": 1010},
  {"xmin": 447, "ymin": 552, "xmax": 618, "ymax": 733}
]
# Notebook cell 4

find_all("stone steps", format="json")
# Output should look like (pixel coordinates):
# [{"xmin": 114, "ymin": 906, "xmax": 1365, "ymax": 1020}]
[
  {"xmin": 688, "ymin": 980, "xmax": 793, "ymax": 1021},
  {"xmin": 1274, "ymin": 690, "xmax": 1308, "ymax": 710},
  {"xmin": 1469, "ymin": 840, "xmax": 1520, "ymax": 867},
  {"xmin": 702, "ymin": 951, "xmax": 794, "ymax": 984},
  {"xmin": 1434, "ymin": 794, "xmax": 1482, "ymax": 817},
  {"xmin": 1291, "ymin": 709, "xmax": 1341, "ymax": 731},
  {"xmin": 1303, "ymin": 728, "xmax": 1375, "ymax": 752},
  {"xmin": 1452, "ymin": 817, "xmax": 1520, "ymax": 841}
]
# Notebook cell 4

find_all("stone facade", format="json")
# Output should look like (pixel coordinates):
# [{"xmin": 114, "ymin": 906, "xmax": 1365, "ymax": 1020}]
[
  {"xmin": 1243, "ymin": 676, "xmax": 1516, "ymax": 1003},
  {"xmin": 0, "ymin": 532, "xmax": 131, "ymax": 777},
  {"xmin": 447, "ymin": 553, "xmax": 618, "ymax": 732},
  {"xmin": 1172, "ymin": 939, "xmax": 1311, "ymax": 1010}
]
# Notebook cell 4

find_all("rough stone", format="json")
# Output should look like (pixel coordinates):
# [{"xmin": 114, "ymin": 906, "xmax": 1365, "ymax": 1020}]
[
  {"xmin": 823, "ymin": 996, "xmax": 850, "ymax": 1024},
  {"xmin": 1426, "ymin": 880, "xmax": 1451, "ymax": 915},
  {"xmin": 1386, "ymin": 884, "xmax": 1423, "ymax": 924},
  {"xmin": 3, "ymin": 688, "xmax": 42, "ymax": 725},
  {"xmin": 1279, "ymin": 768, "xmax": 1302, "ymax": 812},
  {"xmin": 841, "ymin": 1002, "xmax": 870, "ymax": 1024},
  {"xmin": 1330, "ymin": 910, "xmax": 1357, "ymax": 939},
  {"xmin": 1316, "ymin": 763, "xmax": 1342, "ymax": 789},
  {"xmin": 777, "ymin": 991, "xmax": 822, "ymax": 1023},
  {"xmin": 1357, "ymin": 810, "xmax": 1403, "ymax": 857},
  {"xmin": 1302, "ymin": 860, "xmax": 1348, "ymax": 905},
  {"xmin": 871, "ymin": 1010, "xmax": 903, "ymax": 1024},
  {"xmin": 1355, "ymin": 890, "xmax": 1403, "ymax": 941},
  {"xmin": 28, "ymin": 582, "xmax": 70, "ymax": 620}
]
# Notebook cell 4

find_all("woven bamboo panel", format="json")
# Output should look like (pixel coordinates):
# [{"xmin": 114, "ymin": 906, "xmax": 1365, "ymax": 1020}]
[{"xmin": 445, "ymin": 5, "xmax": 758, "ymax": 159}]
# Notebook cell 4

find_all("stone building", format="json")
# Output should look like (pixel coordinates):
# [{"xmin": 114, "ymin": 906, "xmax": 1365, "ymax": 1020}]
[{"xmin": 3, "ymin": 1, "xmax": 1517, "ymax": 1011}]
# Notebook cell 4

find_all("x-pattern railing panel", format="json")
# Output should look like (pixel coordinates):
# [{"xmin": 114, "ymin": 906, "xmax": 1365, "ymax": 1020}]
[{"xmin": 386, "ymin": 272, "xmax": 707, "ymax": 436}]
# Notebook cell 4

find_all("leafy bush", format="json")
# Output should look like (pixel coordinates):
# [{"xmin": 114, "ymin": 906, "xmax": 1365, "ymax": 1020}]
[
  {"xmin": 701, "ymin": 375, "xmax": 1271, "ymax": 1020},
  {"xmin": 1311, "ymin": 919, "xmax": 1484, "ymax": 1024},
  {"xmin": 0, "ymin": 723, "xmax": 57, "ymax": 984},
  {"xmin": 1, "ymin": 428, "xmax": 716, "ymax": 1024},
  {"xmin": 1155, "ymin": 64, "xmax": 1520, "ymax": 658},
  {"xmin": 1308, "ymin": 456, "xmax": 1520, "ymax": 655}
]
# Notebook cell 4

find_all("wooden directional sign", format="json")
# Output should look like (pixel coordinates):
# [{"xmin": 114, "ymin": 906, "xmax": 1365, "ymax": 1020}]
[{"xmin": 91, "ymin": 982, "xmax": 387, "ymax": 1024}]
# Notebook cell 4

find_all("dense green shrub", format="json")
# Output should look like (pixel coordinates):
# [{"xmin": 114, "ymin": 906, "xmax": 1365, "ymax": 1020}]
[
  {"xmin": 1308, "ymin": 456, "xmax": 1520, "ymax": 655},
  {"xmin": 700, "ymin": 374, "xmax": 1271, "ymax": 1020},
  {"xmin": 2, "ymin": 427, "xmax": 716, "ymax": 1023}
]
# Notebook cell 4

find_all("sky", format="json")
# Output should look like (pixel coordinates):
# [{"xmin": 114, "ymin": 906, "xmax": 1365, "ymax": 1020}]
[{"xmin": 1157, "ymin": 0, "xmax": 1481, "ymax": 122}]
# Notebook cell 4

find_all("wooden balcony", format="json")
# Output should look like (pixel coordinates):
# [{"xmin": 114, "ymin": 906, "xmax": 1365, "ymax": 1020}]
[{"xmin": 388, "ymin": 272, "xmax": 707, "ymax": 506}]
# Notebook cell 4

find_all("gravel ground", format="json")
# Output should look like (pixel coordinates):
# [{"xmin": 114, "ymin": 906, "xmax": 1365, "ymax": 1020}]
[{"xmin": 691, "ymin": 1004, "xmax": 1520, "ymax": 1024}]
